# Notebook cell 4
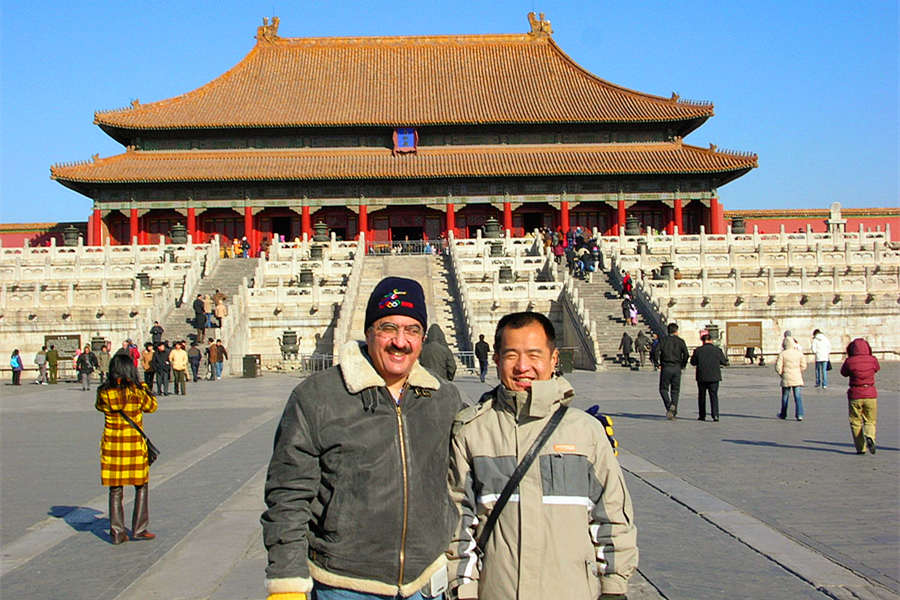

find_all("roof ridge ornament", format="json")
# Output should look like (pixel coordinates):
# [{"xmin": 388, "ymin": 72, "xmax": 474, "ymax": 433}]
[
  {"xmin": 527, "ymin": 12, "xmax": 553, "ymax": 37},
  {"xmin": 257, "ymin": 16, "xmax": 280, "ymax": 43}
]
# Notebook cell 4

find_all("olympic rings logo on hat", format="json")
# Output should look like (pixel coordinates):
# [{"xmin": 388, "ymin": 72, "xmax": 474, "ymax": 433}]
[{"xmin": 378, "ymin": 289, "xmax": 415, "ymax": 310}]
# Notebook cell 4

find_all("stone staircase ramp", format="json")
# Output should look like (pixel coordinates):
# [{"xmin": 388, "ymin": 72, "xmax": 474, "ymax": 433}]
[
  {"xmin": 162, "ymin": 258, "xmax": 259, "ymax": 344},
  {"xmin": 346, "ymin": 254, "xmax": 466, "ymax": 370},
  {"xmin": 572, "ymin": 270, "xmax": 655, "ymax": 369}
]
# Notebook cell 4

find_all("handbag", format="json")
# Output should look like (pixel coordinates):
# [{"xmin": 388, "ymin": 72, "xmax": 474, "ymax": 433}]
[
  {"xmin": 116, "ymin": 410, "xmax": 160, "ymax": 465},
  {"xmin": 475, "ymin": 405, "xmax": 568, "ymax": 557},
  {"xmin": 826, "ymin": 360, "xmax": 833, "ymax": 371}
]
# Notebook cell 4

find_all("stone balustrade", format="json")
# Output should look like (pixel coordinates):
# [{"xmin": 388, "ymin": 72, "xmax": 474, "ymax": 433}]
[
  {"xmin": 331, "ymin": 238, "xmax": 366, "ymax": 357},
  {"xmin": 256, "ymin": 258, "xmax": 355, "ymax": 286},
  {"xmin": 611, "ymin": 241, "xmax": 898, "ymax": 275},
  {"xmin": 265, "ymin": 233, "xmax": 358, "ymax": 262},
  {"xmin": 451, "ymin": 230, "xmax": 544, "ymax": 258}
]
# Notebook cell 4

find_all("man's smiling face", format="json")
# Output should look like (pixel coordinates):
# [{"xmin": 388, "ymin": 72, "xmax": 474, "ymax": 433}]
[
  {"xmin": 494, "ymin": 321, "xmax": 558, "ymax": 392},
  {"xmin": 365, "ymin": 315, "xmax": 424, "ymax": 388}
]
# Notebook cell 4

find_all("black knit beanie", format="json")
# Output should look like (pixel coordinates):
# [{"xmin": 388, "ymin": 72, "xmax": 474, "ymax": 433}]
[{"xmin": 364, "ymin": 277, "xmax": 427, "ymax": 332}]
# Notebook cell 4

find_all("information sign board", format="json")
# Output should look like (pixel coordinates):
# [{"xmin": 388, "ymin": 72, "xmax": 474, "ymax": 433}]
[
  {"xmin": 44, "ymin": 334, "xmax": 82, "ymax": 360},
  {"xmin": 725, "ymin": 321, "xmax": 762, "ymax": 348}
]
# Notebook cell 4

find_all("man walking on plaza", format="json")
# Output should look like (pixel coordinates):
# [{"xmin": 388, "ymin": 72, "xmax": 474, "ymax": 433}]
[
  {"xmin": 261, "ymin": 277, "xmax": 464, "ymax": 600},
  {"xmin": 151, "ymin": 341, "xmax": 171, "ymax": 396},
  {"xmin": 447, "ymin": 311, "xmax": 637, "ymax": 600},
  {"xmin": 811, "ymin": 329, "xmax": 832, "ymax": 389},
  {"xmin": 690, "ymin": 334, "xmax": 729, "ymax": 421},
  {"xmin": 141, "ymin": 342, "xmax": 155, "ymax": 389},
  {"xmin": 97, "ymin": 342, "xmax": 111, "ymax": 384},
  {"xmin": 474, "ymin": 334, "xmax": 490, "ymax": 383},
  {"xmin": 188, "ymin": 341, "xmax": 202, "ymax": 382},
  {"xmin": 212, "ymin": 339, "xmax": 228, "ymax": 379},
  {"xmin": 169, "ymin": 341, "xmax": 189, "ymax": 395},
  {"xmin": 34, "ymin": 346, "xmax": 48, "ymax": 384},
  {"xmin": 46, "ymin": 345, "xmax": 59, "ymax": 384},
  {"xmin": 658, "ymin": 322, "xmax": 689, "ymax": 419}
]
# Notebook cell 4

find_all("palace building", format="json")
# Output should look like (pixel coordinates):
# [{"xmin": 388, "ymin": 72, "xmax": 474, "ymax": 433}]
[{"xmin": 51, "ymin": 14, "xmax": 758, "ymax": 252}]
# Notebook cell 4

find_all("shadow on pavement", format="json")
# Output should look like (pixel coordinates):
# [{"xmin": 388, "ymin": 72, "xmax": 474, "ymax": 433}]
[
  {"xmin": 722, "ymin": 439, "xmax": 855, "ymax": 455},
  {"xmin": 49, "ymin": 505, "xmax": 110, "ymax": 541},
  {"xmin": 805, "ymin": 439, "xmax": 898, "ymax": 452}
]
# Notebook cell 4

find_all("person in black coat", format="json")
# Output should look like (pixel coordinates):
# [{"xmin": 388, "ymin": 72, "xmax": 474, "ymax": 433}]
[
  {"xmin": 619, "ymin": 331, "xmax": 634, "ymax": 367},
  {"xmin": 150, "ymin": 342, "xmax": 171, "ymax": 396},
  {"xmin": 474, "ymin": 334, "xmax": 491, "ymax": 383},
  {"xmin": 419, "ymin": 324, "xmax": 456, "ymax": 381},
  {"xmin": 658, "ymin": 322, "xmax": 689, "ymax": 419},
  {"xmin": 192, "ymin": 294, "xmax": 206, "ymax": 339},
  {"xmin": 690, "ymin": 334, "xmax": 729, "ymax": 421}
]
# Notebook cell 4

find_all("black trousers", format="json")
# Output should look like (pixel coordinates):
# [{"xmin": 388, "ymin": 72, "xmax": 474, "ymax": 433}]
[
  {"xmin": 697, "ymin": 381, "xmax": 720, "ymax": 420},
  {"xmin": 144, "ymin": 370, "xmax": 154, "ymax": 389},
  {"xmin": 659, "ymin": 365, "xmax": 682, "ymax": 413}
]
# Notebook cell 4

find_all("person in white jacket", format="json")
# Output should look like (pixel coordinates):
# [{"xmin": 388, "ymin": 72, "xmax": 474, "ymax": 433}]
[{"xmin": 811, "ymin": 329, "xmax": 832, "ymax": 389}]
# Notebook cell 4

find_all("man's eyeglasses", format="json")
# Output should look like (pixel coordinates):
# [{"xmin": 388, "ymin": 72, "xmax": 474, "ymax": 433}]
[{"xmin": 373, "ymin": 322, "xmax": 424, "ymax": 339}]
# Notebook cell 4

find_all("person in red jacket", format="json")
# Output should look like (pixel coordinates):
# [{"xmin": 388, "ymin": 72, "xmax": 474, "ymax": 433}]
[{"xmin": 840, "ymin": 338, "xmax": 880, "ymax": 455}]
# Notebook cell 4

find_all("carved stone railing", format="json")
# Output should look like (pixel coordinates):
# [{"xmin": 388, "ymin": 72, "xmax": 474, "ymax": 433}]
[
  {"xmin": 446, "ymin": 231, "xmax": 478, "ymax": 351},
  {"xmin": 557, "ymin": 272, "xmax": 600, "ymax": 369},
  {"xmin": 331, "ymin": 235, "xmax": 366, "ymax": 358},
  {"xmin": 266, "ymin": 233, "xmax": 358, "ymax": 262}
]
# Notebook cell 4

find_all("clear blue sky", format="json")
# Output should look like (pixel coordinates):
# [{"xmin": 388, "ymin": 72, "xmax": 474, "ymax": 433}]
[{"xmin": 1, "ymin": 0, "xmax": 897, "ymax": 224}]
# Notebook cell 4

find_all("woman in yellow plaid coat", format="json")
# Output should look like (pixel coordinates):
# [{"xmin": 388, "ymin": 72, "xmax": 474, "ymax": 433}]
[{"xmin": 96, "ymin": 353, "xmax": 158, "ymax": 544}]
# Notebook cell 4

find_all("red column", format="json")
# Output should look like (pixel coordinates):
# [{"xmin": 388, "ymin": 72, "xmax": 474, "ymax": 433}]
[
  {"xmin": 710, "ymin": 197, "xmax": 722, "ymax": 234},
  {"xmin": 301, "ymin": 206, "xmax": 312, "ymax": 238},
  {"xmin": 244, "ymin": 206, "xmax": 254, "ymax": 257},
  {"xmin": 187, "ymin": 207, "xmax": 197, "ymax": 242},
  {"xmin": 447, "ymin": 203, "xmax": 456, "ymax": 237},
  {"xmin": 92, "ymin": 208, "xmax": 102, "ymax": 246},
  {"xmin": 666, "ymin": 205, "xmax": 675, "ymax": 235},
  {"xmin": 560, "ymin": 201, "xmax": 570, "ymax": 234},
  {"xmin": 129, "ymin": 209, "xmax": 139, "ymax": 243},
  {"xmin": 616, "ymin": 200, "xmax": 626, "ymax": 236},
  {"xmin": 674, "ymin": 198, "xmax": 683, "ymax": 234},
  {"xmin": 503, "ymin": 201, "xmax": 512, "ymax": 234},
  {"xmin": 359, "ymin": 204, "xmax": 368, "ymax": 254}
]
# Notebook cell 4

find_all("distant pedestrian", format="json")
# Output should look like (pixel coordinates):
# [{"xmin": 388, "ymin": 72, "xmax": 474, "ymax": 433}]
[
  {"xmin": 811, "ymin": 329, "xmax": 832, "ymax": 389},
  {"xmin": 34, "ymin": 346, "xmax": 48, "ymax": 384},
  {"xmin": 621, "ymin": 296, "xmax": 633, "ymax": 326},
  {"xmin": 419, "ymin": 324, "xmax": 456, "ymax": 381},
  {"xmin": 214, "ymin": 297, "xmax": 228, "ymax": 328},
  {"xmin": 635, "ymin": 331, "xmax": 650, "ymax": 367},
  {"xmin": 649, "ymin": 332, "xmax": 661, "ymax": 370},
  {"xmin": 212, "ymin": 339, "xmax": 228, "ymax": 380},
  {"xmin": 151, "ymin": 342, "xmax": 171, "ymax": 396},
  {"xmin": 629, "ymin": 302, "xmax": 639, "ymax": 326},
  {"xmin": 474, "ymin": 333, "xmax": 491, "ymax": 383},
  {"xmin": 203, "ymin": 294, "xmax": 214, "ymax": 328},
  {"xmin": 193, "ymin": 294, "xmax": 206, "ymax": 339},
  {"xmin": 169, "ymin": 341, "xmax": 188, "ymax": 396},
  {"xmin": 619, "ymin": 331, "xmax": 634, "ymax": 367},
  {"xmin": 97, "ymin": 343, "xmax": 111, "ymax": 385},
  {"xmin": 840, "ymin": 338, "xmax": 880, "ymax": 455},
  {"xmin": 775, "ymin": 337, "xmax": 807, "ymax": 421},
  {"xmin": 188, "ymin": 342, "xmax": 202, "ymax": 382},
  {"xmin": 658, "ymin": 322, "xmax": 689, "ymax": 419},
  {"xmin": 10, "ymin": 349, "xmax": 23, "ymax": 385},
  {"xmin": 690, "ymin": 334, "xmax": 729, "ymax": 421},
  {"xmin": 95, "ymin": 353, "xmax": 158, "ymax": 544},
  {"xmin": 241, "ymin": 236, "xmax": 250, "ymax": 258},
  {"xmin": 76, "ymin": 345, "xmax": 99, "ymax": 391},
  {"xmin": 46, "ymin": 345, "xmax": 59, "ymax": 384},
  {"xmin": 622, "ymin": 271, "xmax": 633, "ymax": 297},
  {"xmin": 141, "ymin": 343, "xmax": 155, "ymax": 389},
  {"xmin": 149, "ymin": 321, "xmax": 165, "ymax": 345}
]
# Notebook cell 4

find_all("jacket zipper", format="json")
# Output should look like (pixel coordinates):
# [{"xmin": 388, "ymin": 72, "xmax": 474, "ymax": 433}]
[{"xmin": 395, "ymin": 402, "xmax": 409, "ymax": 587}]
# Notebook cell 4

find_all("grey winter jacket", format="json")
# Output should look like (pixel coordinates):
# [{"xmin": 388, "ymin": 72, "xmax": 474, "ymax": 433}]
[
  {"xmin": 419, "ymin": 324, "xmax": 457, "ymax": 381},
  {"xmin": 261, "ymin": 340, "xmax": 464, "ymax": 597}
]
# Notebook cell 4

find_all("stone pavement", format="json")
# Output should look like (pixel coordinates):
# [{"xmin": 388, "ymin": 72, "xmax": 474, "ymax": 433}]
[{"xmin": 1, "ymin": 362, "xmax": 897, "ymax": 600}]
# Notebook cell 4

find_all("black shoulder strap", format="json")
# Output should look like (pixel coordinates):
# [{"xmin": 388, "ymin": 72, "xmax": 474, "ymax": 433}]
[
  {"xmin": 475, "ymin": 405, "xmax": 568, "ymax": 557},
  {"xmin": 116, "ymin": 409, "xmax": 148, "ymax": 441}
]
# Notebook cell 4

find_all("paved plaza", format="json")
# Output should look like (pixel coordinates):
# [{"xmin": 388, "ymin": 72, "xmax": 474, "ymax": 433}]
[{"xmin": 1, "ymin": 361, "xmax": 897, "ymax": 600}]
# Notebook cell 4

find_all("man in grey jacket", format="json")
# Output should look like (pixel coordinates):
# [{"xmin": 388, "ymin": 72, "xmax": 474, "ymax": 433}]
[{"xmin": 262, "ymin": 277, "xmax": 464, "ymax": 600}]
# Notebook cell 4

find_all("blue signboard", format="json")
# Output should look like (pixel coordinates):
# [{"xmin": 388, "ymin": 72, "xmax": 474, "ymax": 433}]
[{"xmin": 394, "ymin": 127, "xmax": 417, "ymax": 153}]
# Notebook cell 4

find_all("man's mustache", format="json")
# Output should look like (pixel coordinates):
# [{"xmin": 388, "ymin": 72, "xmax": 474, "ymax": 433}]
[{"xmin": 386, "ymin": 344, "xmax": 413, "ymax": 355}]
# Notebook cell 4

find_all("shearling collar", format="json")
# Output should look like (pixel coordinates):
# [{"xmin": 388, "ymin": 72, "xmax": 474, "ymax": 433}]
[{"xmin": 338, "ymin": 340, "xmax": 440, "ymax": 394}]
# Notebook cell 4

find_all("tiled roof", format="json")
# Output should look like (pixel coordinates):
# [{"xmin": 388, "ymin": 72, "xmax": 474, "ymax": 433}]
[
  {"xmin": 94, "ymin": 29, "xmax": 713, "ymax": 130},
  {"xmin": 51, "ymin": 142, "xmax": 757, "ymax": 183}
]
